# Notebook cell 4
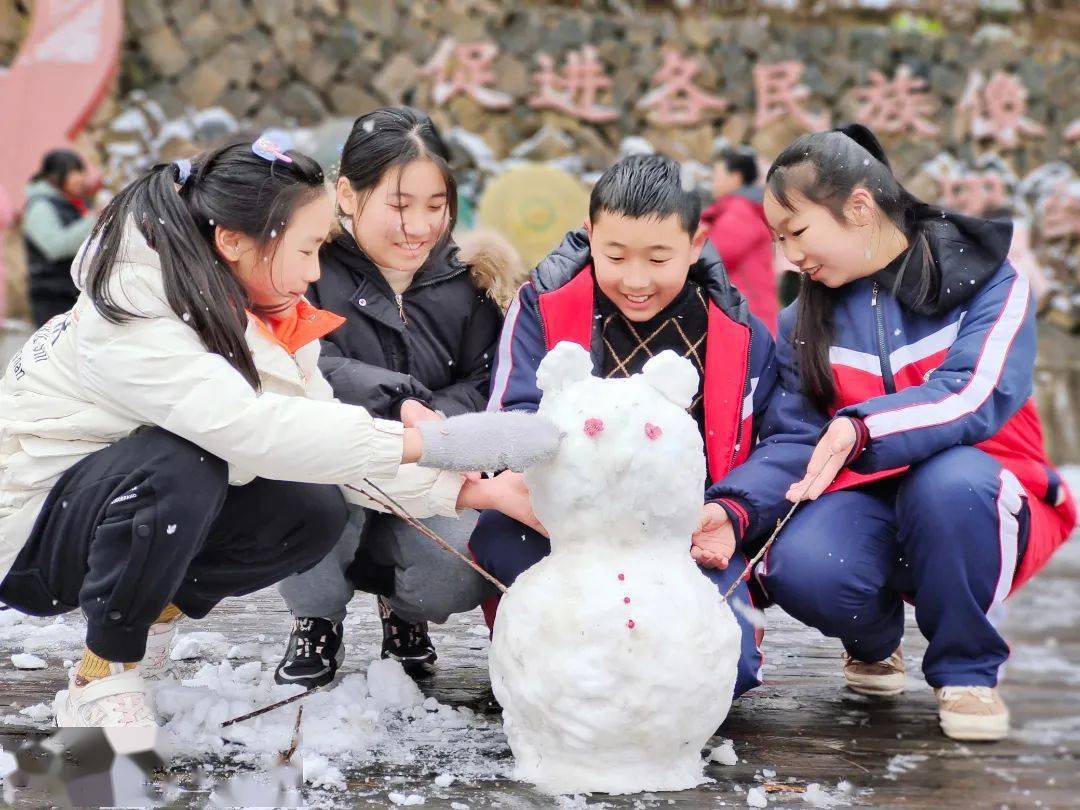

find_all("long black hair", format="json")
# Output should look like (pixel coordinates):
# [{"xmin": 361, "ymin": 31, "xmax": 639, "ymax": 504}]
[
  {"xmin": 77, "ymin": 138, "xmax": 327, "ymax": 389},
  {"xmin": 337, "ymin": 106, "xmax": 457, "ymax": 251},
  {"xmin": 766, "ymin": 124, "xmax": 933, "ymax": 412},
  {"xmin": 32, "ymin": 149, "xmax": 86, "ymax": 190}
]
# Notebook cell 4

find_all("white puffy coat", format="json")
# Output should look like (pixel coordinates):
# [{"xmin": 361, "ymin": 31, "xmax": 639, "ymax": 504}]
[{"xmin": 0, "ymin": 218, "xmax": 462, "ymax": 582}]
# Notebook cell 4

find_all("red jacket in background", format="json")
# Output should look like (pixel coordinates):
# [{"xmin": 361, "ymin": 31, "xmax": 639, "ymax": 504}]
[{"xmin": 701, "ymin": 193, "xmax": 778, "ymax": 334}]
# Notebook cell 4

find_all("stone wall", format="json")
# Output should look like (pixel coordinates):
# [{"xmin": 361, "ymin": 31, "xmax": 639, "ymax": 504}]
[
  {"xmin": 99, "ymin": 1, "xmax": 1078, "ymax": 170},
  {"xmin": 5, "ymin": 1, "xmax": 1080, "ymax": 460},
  {"xmin": 4, "ymin": 2, "xmax": 1079, "ymax": 287},
  {"xmin": 53, "ymin": 2, "xmax": 1079, "ymax": 324},
  {"xmin": 4, "ymin": 2, "xmax": 1077, "ymax": 200},
  {"xmin": 65, "ymin": 4, "xmax": 1080, "ymax": 238}
]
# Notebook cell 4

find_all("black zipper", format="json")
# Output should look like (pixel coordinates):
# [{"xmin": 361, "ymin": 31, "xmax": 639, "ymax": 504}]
[
  {"xmin": 408, "ymin": 264, "xmax": 466, "ymax": 292},
  {"xmin": 872, "ymin": 282, "xmax": 897, "ymax": 394}
]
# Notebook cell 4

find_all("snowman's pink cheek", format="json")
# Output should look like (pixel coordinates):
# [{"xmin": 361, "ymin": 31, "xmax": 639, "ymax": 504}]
[
  {"xmin": 583, "ymin": 418, "xmax": 605, "ymax": 437},
  {"xmin": 644, "ymin": 422, "xmax": 663, "ymax": 440}
]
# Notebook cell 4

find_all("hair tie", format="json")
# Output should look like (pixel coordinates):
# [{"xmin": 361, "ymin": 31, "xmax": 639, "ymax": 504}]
[
  {"xmin": 252, "ymin": 135, "xmax": 294, "ymax": 164},
  {"xmin": 173, "ymin": 158, "xmax": 193, "ymax": 186}
]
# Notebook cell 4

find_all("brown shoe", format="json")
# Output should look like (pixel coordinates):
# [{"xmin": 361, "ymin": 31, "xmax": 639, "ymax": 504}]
[
  {"xmin": 935, "ymin": 686, "xmax": 1009, "ymax": 741},
  {"xmin": 842, "ymin": 647, "xmax": 905, "ymax": 696}
]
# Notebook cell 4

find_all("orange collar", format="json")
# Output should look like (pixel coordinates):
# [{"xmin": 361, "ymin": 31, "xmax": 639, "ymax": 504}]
[{"xmin": 249, "ymin": 299, "xmax": 345, "ymax": 355}]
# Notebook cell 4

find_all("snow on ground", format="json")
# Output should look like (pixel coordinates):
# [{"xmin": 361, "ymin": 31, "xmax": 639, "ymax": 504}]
[
  {"xmin": 0, "ymin": 452, "xmax": 1072, "ymax": 804},
  {"xmin": 0, "ymin": 604, "xmax": 872, "ymax": 806},
  {"xmin": 0, "ymin": 606, "xmax": 511, "ymax": 800},
  {"xmin": 9, "ymin": 653, "xmax": 46, "ymax": 670},
  {"xmin": 155, "ymin": 655, "xmax": 509, "ymax": 783},
  {"xmin": 883, "ymin": 753, "xmax": 929, "ymax": 780},
  {"xmin": 0, "ymin": 610, "xmax": 83, "ymax": 664}
]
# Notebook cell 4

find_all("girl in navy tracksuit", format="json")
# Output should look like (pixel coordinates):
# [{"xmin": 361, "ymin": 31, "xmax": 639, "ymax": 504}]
[{"xmin": 706, "ymin": 125, "xmax": 1076, "ymax": 742}]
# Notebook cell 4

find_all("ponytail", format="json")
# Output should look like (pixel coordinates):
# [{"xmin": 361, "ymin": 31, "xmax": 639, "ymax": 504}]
[{"xmin": 833, "ymin": 123, "xmax": 891, "ymax": 168}]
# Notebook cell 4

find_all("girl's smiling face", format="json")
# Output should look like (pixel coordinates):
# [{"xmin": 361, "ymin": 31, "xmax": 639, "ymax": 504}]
[
  {"xmin": 763, "ymin": 186, "xmax": 877, "ymax": 289},
  {"xmin": 338, "ymin": 158, "xmax": 450, "ymax": 273},
  {"xmin": 222, "ymin": 189, "xmax": 334, "ymax": 312}
]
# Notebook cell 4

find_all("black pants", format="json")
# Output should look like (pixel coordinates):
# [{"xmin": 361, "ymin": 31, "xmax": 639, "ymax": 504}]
[{"xmin": 0, "ymin": 427, "xmax": 347, "ymax": 662}]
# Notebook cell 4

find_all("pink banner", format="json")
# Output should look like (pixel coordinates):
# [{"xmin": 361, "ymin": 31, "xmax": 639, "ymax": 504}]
[
  {"xmin": 0, "ymin": 0, "xmax": 121, "ymax": 324},
  {"xmin": 0, "ymin": 0, "xmax": 122, "ymax": 210}
]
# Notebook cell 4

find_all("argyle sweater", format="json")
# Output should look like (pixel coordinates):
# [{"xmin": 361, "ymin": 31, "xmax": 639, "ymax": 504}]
[{"xmin": 597, "ymin": 280, "xmax": 710, "ymax": 462}]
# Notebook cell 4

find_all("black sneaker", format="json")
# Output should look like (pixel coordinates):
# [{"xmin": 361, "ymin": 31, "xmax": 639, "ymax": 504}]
[
  {"xmin": 377, "ymin": 596, "xmax": 437, "ymax": 677},
  {"xmin": 273, "ymin": 617, "xmax": 345, "ymax": 689}
]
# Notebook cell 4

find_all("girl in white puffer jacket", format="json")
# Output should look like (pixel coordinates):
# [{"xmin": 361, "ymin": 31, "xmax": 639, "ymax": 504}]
[{"xmin": 0, "ymin": 138, "xmax": 534, "ymax": 737}]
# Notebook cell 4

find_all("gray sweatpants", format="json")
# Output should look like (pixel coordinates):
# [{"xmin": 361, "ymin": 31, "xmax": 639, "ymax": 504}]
[{"xmin": 277, "ymin": 505, "xmax": 493, "ymax": 624}]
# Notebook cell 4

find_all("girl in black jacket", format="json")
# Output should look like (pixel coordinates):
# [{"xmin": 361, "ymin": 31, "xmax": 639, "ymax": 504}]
[{"xmin": 275, "ymin": 107, "xmax": 520, "ymax": 686}]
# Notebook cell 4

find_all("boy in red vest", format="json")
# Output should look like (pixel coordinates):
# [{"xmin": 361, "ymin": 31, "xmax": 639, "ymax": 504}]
[{"xmin": 471, "ymin": 154, "xmax": 778, "ymax": 697}]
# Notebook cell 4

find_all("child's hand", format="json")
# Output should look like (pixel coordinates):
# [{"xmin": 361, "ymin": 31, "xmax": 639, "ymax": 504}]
[
  {"xmin": 490, "ymin": 471, "xmax": 548, "ymax": 537},
  {"xmin": 690, "ymin": 503, "xmax": 735, "ymax": 569},
  {"xmin": 457, "ymin": 471, "xmax": 548, "ymax": 537},
  {"xmin": 400, "ymin": 399, "xmax": 442, "ymax": 426},
  {"xmin": 786, "ymin": 417, "xmax": 857, "ymax": 503}
]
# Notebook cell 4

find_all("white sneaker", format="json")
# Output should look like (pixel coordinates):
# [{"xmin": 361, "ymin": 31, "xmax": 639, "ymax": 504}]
[
  {"xmin": 55, "ymin": 664, "xmax": 160, "ymax": 753},
  {"xmin": 936, "ymin": 686, "xmax": 1010, "ymax": 742},
  {"xmin": 139, "ymin": 618, "xmax": 181, "ymax": 679}
]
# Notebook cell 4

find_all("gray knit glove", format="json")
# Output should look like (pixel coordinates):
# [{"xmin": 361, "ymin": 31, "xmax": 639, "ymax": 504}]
[{"xmin": 417, "ymin": 411, "xmax": 563, "ymax": 472}]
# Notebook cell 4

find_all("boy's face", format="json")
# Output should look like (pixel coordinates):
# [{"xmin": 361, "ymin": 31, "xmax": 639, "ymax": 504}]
[{"xmin": 587, "ymin": 211, "xmax": 708, "ymax": 322}]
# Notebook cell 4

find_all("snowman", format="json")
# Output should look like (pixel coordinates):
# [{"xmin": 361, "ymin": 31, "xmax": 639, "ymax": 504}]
[{"xmin": 482, "ymin": 342, "xmax": 742, "ymax": 795}]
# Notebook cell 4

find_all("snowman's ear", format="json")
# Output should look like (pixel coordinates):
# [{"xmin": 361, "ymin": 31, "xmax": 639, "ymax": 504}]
[
  {"xmin": 641, "ymin": 350, "xmax": 699, "ymax": 408},
  {"xmin": 536, "ymin": 341, "xmax": 594, "ymax": 394}
]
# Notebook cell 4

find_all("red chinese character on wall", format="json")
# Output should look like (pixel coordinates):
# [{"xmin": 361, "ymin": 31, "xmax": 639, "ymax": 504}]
[
  {"xmin": 528, "ymin": 46, "xmax": 619, "ymax": 123},
  {"xmin": 1041, "ymin": 182, "xmax": 1080, "ymax": 239},
  {"xmin": 422, "ymin": 38, "xmax": 513, "ymax": 110},
  {"xmin": 938, "ymin": 173, "xmax": 1008, "ymax": 217},
  {"xmin": 753, "ymin": 61, "xmax": 829, "ymax": 132},
  {"xmin": 959, "ymin": 71, "xmax": 1045, "ymax": 148},
  {"xmin": 636, "ymin": 51, "xmax": 727, "ymax": 126},
  {"xmin": 854, "ymin": 66, "xmax": 939, "ymax": 137},
  {"xmin": 1065, "ymin": 119, "xmax": 1080, "ymax": 143}
]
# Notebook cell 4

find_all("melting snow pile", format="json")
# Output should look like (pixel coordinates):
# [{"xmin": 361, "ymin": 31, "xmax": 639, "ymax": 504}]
[{"xmin": 154, "ymin": 656, "xmax": 507, "ymax": 782}]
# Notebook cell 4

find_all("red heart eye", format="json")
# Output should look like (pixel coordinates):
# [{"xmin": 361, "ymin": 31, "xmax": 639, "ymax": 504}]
[{"xmin": 583, "ymin": 418, "xmax": 604, "ymax": 437}]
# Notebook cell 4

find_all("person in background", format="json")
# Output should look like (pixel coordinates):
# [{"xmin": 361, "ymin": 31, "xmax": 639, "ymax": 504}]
[
  {"xmin": 22, "ymin": 149, "xmax": 98, "ymax": 326},
  {"xmin": 700, "ymin": 146, "xmax": 779, "ymax": 334}
]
